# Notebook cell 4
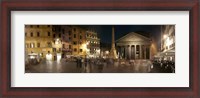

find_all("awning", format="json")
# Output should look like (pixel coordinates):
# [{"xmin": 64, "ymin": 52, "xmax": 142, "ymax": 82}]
[
  {"xmin": 154, "ymin": 49, "xmax": 175, "ymax": 57},
  {"xmin": 28, "ymin": 53, "xmax": 38, "ymax": 56},
  {"xmin": 162, "ymin": 49, "xmax": 175, "ymax": 56}
]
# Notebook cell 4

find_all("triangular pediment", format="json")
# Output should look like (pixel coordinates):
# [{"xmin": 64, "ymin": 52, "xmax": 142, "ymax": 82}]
[{"xmin": 116, "ymin": 32, "xmax": 150, "ymax": 42}]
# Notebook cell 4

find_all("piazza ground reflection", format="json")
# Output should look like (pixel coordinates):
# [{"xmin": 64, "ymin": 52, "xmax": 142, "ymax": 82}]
[{"xmin": 25, "ymin": 58, "xmax": 174, "ymax": 73}]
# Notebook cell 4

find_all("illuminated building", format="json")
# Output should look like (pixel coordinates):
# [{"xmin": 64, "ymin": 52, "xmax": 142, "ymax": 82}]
[
  {"xmin": 86, "ymin": 30, "xmax": 100, "ymax": 58},
  {"xmin": 25, "ymin": 25, "xmax": 54, "ymax": 59},
  {"xmin": 116, "ymin": 32, "xmax": 152, "ymax": 59},
  {"xmin": 25, "ymin": 25, "xmax": 101, "ymax": 59},
  {"xmin": 69, "ymin": 26, "xmax": 87, "ymax": 57},
  {"xmin": 161, "ymin": 25, "xmax": 175, "ymax": 61},
  {"xmin": 25, "ymin": 25, "xmax": 68, "ymax": 60},
  {"xmin": 57, "ymin": 25, "xmax": 100, "ymax": 58},
  {"xmin": 51, "ymin": 25, "xmax": 63, "ymax": 61},
  {"xmin": 60, "ymin": 26, "xmax": 72, "ymax": 57}
]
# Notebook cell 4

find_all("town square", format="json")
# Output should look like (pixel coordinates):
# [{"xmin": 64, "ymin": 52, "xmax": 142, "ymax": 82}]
[{"xmin": 25, "ymin": 25, "xmax": 175, "ymax": 73}]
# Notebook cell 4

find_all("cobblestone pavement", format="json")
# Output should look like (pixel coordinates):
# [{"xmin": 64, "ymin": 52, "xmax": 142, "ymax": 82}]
[{"xmin": 25, "ymin": 59, "xmax": 162, "ymax": 73}]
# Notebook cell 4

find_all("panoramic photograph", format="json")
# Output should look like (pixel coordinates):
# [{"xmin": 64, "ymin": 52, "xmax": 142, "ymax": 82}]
[{"xmin": 25, "ymin": 25, "xmax": 175, "ymax": 73}]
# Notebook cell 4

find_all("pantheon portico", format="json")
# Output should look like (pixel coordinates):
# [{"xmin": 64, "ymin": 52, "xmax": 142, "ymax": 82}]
[{"xmin": 116, "ymin": 32, "xmax": 151, "ymax": 60}]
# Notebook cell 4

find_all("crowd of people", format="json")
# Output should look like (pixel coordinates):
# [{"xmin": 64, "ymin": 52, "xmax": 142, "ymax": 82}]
[
  {"xmin": 69, "ymin": 57, "xmax": 175, "ymax": 73},
  {"xmin": 151, "ymin": 60, "xmax": 175, "ymax": 73},
  {"xmin": 75, "ymin": 57, "xmax": 111, "ymax": 72}
]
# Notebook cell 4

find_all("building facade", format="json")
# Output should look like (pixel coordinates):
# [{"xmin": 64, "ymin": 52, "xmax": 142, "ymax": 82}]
[
  {"xmin": 25, "ymin": 25, "xmax": 101, "ymax": 59},
  {"xmin": 161, "ymin": 25, "xmax": 175, "ymax": 52},
  {"xmin": 160, "ymin": 25, "xmax": 175, "ymax": 61},
  {"xmin": 69, "ymin": 26, "xmax": 87, "ymax": 57},
  {"xmin": 60, "ymin": 25, "xmax": 72, "ymax": 57},
  {"xmin": 86, "ymin": 30, "xmax": 100, "ymax": 58},
  {"xmin": 116, "ymin": 32, "xmax": 152, "ymax": 60},
  {"xmin": 65, "ymin": 26, "xmax": 100, "ymax": 58},
  {"xmin": 25, "ymin": 25, "xmax": 54, "ymax": 59}
]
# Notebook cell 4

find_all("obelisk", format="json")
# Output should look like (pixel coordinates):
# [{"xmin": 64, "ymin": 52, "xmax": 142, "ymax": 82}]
[{"xmin": 109, "ymin": 26, "xmax": 118, "ymax": 59}]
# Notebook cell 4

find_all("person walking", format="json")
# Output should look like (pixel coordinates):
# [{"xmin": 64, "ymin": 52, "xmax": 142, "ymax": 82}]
[
  {"xmin": 79, "ymin": 57, "xmax": 83, "ymax": 68},
  {"xmin": 76, "ymin": 57, "xmax": 79, "ymax": 68}
]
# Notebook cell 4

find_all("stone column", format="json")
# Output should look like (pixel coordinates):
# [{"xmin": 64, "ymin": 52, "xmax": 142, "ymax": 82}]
[
  {"xmin": 131, "ymin": 45, "xmax": 133, "ymax": 59},
  {"xmin": 128, "ymin": 45, "xmax": 131, "ymax": 59},
  {"xmin": 127, "ymin": 45, "xmax": 129, "ymax": 59},
  {"xmin": 134, "ymin": 45, "xmax": 137, "ymax": 59},
  {"xmin": 147, "ymin": 45, "xmax": 150, "ymax": 59},
  {"xmin": 119, "ymin": 46, "xmax": 122, "ymax": 59},
  {"xmin": 144, "ymin": 45, "xmax": 146, "ymax": 59},
  {"xmin": 140, "ymin": 45, "xmax": 142, "ymax": 59},
  {"xmin": 120, "ymin": 46, "xmax": 122, "ymax": 59},
  {"xmin": 124, "ymin": 46, "xmax": 127, "ymax": 59},
  {"xmin": 123, "ymin": 46, "xmax": 125, "ymax": 59}
]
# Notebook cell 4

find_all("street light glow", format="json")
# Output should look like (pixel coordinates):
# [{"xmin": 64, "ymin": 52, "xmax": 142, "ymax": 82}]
[
  {"xmin": 30, "ymin": 56, "xmax": 35, "ymax": 59},
  {"xmin": 55, "ymin": 39, "xmax": 60, "ymax": 45},
  {"xmin": 163, "ymin": 35, "xmax": 167, "ymax": 39},
  {"xmin": 166, "ymin": 37, "xmax": 172, "ymax": 46}
]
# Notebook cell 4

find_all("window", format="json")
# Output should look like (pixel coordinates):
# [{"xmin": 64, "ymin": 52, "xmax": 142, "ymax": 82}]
[
  {"xmin": 74, "ymin": 48, "xmax": 77, "ymax": 52},
  {"xmin": 62, "ymin": 29, "xmax": 65, "ymax": 34},
  {"xmin": 69, "ymin": 37, "xmax": 71, "ymax": 41},
  {"xmin": 74, "ymin": 28, "xmax": 76, "ymax": 32},
  {"xmin": 53, "ymin": 34, "xmax": 56, "ymax": 38},
  {"xmin": 69, "ymin": 45, "xmax": 71, "ymax": 49},
  {"xmin": 74, "ymin": 34, "xmax": 76, "ymax": 38},
  {"xmin": 47, "ymin": 25, "xmax": 50, "ymax": 27},
  {"xmin": 69, "ymin": 31, "xmax": 71, "ymax": 35},
  {"xmin": 73, "ymin": 41, "xmax": 77, "ymax": 45},
  {"xmin": 37, "ymin": 32, "xmax": 40, "ymax": 37},
  {"xmin": 30, "ymin": 32, "xmax": 33, "ymax": 37},
  {"xmin": 80, "ymin": 35, "xmax": 82, "ymax": 39},
  {"xmin": 25, "ymin": 43, "xmax": 29, "ymax": 48},
  {"xmin": 48, "ymin": 32, "xmax": 50, "ymax": 36},
  {"xmin": 47, "ymin": 42, "xmax": 51, "ymax": 47},
  {"xmin": 37, "ymin": 25, "xmax": 39, "ymax": 28},
  {"xmin": 63, "ymin": 44, "xmax": 65, "ymax": 49},
  {"xmin": 25, "ymin": 32, "xmax": 27, "ymax": 37},
  {"xmin": 53, "ymin": 48, "xmax": 56, "ymax": 52},
  {"xmin": 41, "ymin": 53, "xmax": 43, "ymax": 57},
  {"xmin": 30, "ymin": 43, "xmax": 35, "ymax": 48},
  {"xmin": 80, "ymin": 49, "xmax": 83, "ymax": 52},
  {"xmin": 37, "ymin": 43, "xmax": 40, "ymax": 48},
  {"xmin": 59, "ymin": 34, "xmax": 61, "ymax": 37},
  {"xmin": 30, "ymin": 25, "xmax": 33, "ymax": 28}
]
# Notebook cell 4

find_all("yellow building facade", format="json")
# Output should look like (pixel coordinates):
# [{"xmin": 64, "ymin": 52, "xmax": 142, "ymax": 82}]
[
  {"xmin": 25, "ymin": 25, "xmax": 101, "ymax": 59},
  {"xmin": 64, "ymin": 26, "xmax": 101, "ymax": 58},
  {"xmin": 70, "ymin": 26, "xmax": 87, "ymax": 57},
  {"xmin": 25, "ymin": 25, "xmax": 54, "ymax": 58}
]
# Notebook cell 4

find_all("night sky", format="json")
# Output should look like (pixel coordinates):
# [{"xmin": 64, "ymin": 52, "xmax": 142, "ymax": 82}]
[{"xmin": 81, "ymin": 25, "xmax": 162, "ymax": 49}]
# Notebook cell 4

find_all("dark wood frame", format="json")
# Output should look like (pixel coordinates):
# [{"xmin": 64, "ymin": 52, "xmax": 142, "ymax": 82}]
[{"xmin": 0, "ymin": 0, "xmax": 199, "ymax": 97}]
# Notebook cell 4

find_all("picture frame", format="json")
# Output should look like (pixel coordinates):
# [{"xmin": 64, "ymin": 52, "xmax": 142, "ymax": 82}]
[{"xmin": 0, "ymin": 0, "xmax": 199, "ymax": 97}]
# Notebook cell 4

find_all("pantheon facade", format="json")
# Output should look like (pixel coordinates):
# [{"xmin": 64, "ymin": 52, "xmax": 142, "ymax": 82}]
[{"xmin": 116, "ymin": 32, "xmax": 151, "ymax": 60}]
